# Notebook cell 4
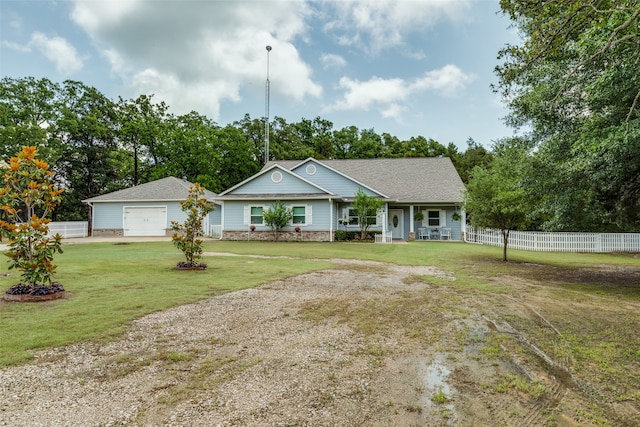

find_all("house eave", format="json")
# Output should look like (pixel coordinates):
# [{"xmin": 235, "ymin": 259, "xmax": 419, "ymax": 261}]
[{"xmin": 217, "ymin": 194, "xmax": 342, "ymax": 201}]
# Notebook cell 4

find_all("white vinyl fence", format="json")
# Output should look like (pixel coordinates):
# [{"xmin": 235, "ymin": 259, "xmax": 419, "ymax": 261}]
[
  {"xmin": 465, "ymin": 227, "xmax": 640, "ymax": 253},
  {"xmin": 375, "ymin": 230, "xmax": 393, "ymax": 244},
  {"xmin": 48, "ymin": 221, "xmax": 89, "ymax": 238},
  {"xmin": 208, "ymin": 224, "xmax": 223, "ymax": 239}
]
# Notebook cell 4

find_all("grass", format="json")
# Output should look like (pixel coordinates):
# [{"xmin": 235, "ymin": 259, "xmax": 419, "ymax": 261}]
[
  {"xmin": 495, "ymin": 374, "xmax": 550, "ymax": 399},
  {"xmin": 0, "ymin": 241, "xmax": 332, "ymax": 366}
]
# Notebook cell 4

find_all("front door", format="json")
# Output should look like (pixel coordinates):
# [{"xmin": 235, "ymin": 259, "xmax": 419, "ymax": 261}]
[{"xmin": 388, "ymin": 209, "xmax": 404, "ymax": 239}]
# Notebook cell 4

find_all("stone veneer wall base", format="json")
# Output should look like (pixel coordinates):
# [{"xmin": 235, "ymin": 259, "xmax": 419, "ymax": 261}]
[{"xmin": 223, "ymin": 230, "xmax": 331, "ymax": 242}]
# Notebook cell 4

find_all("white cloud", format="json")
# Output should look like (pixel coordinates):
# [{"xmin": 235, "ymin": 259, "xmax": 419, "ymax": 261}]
[
  {"xmin": 322, "ymin": 0, "xmax": 472, "ymax": 54},
  {"xmin": 326, "ymin": 64, "xmax": 475, "ymax": 120},
  {"xmin": 1, "ymin": 40, "xmax": 30, "ymax": 53},
  {"xmin": 70, "ymin": 0, "xmax": 322, "ymax": 119},
  {"xmin": 321, "ymin": 53, "xmax": 347, "ymax": 70},
  {"xmin": 29, "ymin": 32, "xmax": 84, "ymax": 75},
  {"xmin": 331, "ymin": 76, "xmax": 409, "ymax": 111},
  {"xmin": 412, "ymin": 64, "xmax": 476, "ymax": 97}
]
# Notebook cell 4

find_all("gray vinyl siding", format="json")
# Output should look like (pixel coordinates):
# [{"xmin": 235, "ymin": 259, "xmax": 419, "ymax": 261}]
[
  {"xmin": 92, "ymin": 201, "xmax": 222, "ymax": 229},
  {"xmin": 291, "ymin": 161, "xmax": 379, "ymax": 197},
  {"xmin": 92, "ymin": 203, "xmax": 125, "ymax": 229},
  {"xmin": 223, "ymin": 200, "xmax": 332, "ymax": 231},
  {"xmin": 229, "ymin": 169, "xmax": 325, "ymax": 195},
  {"xmin": 209, "ymin": 206, "xmax": 222, "ymax": 225}
]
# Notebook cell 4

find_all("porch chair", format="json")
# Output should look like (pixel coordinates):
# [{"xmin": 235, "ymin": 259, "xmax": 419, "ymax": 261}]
[
  {"xmin": 418, "ymin": 227, "xmax": 429, "ymax": 240},
  {"xmin": 440, "ymin": 228, "xmax": 451, "ymax": 240}
]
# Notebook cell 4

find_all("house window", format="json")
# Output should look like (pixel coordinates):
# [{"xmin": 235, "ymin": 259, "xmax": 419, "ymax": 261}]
[
  {"xmin": 427, "ymin": 210, "xmax": 440, "ymax": 227},
  {"xmin": 347, "ymin": 208, "xmax": 377, "ymax": 226},
  {"xmin": 250, "ymin": 206, "xmax": 264, "ymax": 224},
  {"xmin": 292, "ymin": 206, "xmax": 306, "ymax": 224}
]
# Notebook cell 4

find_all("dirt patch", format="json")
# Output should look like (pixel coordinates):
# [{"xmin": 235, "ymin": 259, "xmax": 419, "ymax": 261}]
[{"xmin": 0, "ymin": 258, "xmax": 639, "ymax": 426}]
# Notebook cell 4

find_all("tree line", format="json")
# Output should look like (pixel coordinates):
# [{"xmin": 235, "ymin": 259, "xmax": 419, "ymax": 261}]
[
  {"xmin": 0, "ymin": 76, "xmax": 491, "ymax": 221},
  {"xmin": 465, "ymin": 0, "xmax": 639, "ymax": 243}
]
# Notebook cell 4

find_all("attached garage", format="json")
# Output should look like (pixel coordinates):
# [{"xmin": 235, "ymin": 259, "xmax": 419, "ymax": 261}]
[
  {"xmin": 123, "ymin": 206, "xmax": 167, "ymax": 237},
  {"xmin": 83, "ymin": 177, "xmax": 220, "ymax": 238}
]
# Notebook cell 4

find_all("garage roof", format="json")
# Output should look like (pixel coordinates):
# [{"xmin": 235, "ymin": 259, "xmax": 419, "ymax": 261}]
[{"xmin": 83, "ymin": 177, "xmax": 217, "ymax": 203}]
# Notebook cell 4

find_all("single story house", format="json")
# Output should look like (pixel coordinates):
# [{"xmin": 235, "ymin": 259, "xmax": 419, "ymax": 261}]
[
  {"xmin": 83, "ymin": 177, "xmax": 220, "ymax": 237},
  {"xmin": 216, "ymin": 157, "xmax": 466, "ymax": 241}
]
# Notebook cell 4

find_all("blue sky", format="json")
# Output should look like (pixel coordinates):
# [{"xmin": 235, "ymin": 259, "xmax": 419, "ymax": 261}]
[{"xmin": 1, "ymin": 0, "xmax": 521, "ymax": 150}]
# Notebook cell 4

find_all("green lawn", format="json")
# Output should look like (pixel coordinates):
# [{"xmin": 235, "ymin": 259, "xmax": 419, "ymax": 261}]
[
  {"xmin": 0, "ymin": 239, "xmax": 638, "ymax": 367},
  {"xmin": 0, "ymin": 241, "xmax": 332, "ymax": 366}
]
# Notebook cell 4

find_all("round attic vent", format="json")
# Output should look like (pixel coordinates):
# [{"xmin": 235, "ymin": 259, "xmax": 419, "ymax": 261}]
[
  {"xmin": 306, "ymin": 164, "xmax": 317, "ymax": 175},
  {"xmin": 271, "ymin": 171, "xmax": 283, "ymax": 183}
]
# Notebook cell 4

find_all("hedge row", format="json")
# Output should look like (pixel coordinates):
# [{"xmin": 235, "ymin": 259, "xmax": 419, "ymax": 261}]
[{"xmin": 334, "ymin": 230, "xmax": 381, "ymax": 241}]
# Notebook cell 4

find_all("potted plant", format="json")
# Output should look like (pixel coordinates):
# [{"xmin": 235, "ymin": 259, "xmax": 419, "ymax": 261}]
[
  {"xmin": 338, "ymin": 217, "xmax": 348, "ymax": 230},
  {"xmin": 414, "ymin": 210, "xmax": 424, "ymax": 222}
]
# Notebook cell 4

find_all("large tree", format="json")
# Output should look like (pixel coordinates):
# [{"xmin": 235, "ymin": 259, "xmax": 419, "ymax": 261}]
[
  {"xmin": 496, "ymin": 1, "xmax": 640, "ymax": 231},
  {"xmin": 117, "ymin": 94, "xmax": 170, "ymax": 186},
  {"xmin": 151, "ymin": 111, "xmax": 221, "ymax": 191},
  {"xmin": 0, "ymin": 77, "xmax": 63, "ymax": 167},
  {"xmin": 57, "ymin": 80, "xmax": 120, "ymax": 220}
]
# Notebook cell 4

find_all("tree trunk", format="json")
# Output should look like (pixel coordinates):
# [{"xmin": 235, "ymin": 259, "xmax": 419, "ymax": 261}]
[{"xmin": 502, "ymin": 229, "xmax": 509, "ymax": 261}]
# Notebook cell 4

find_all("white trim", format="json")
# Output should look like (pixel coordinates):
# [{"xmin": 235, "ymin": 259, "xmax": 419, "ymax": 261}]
[
  {"xmin": 271, "ymin": 170, "xmax": 283, "ymax": 183},
  {"xmin": 288, "ymin": 204, "xmax": 309, "ymax": 226},
  {"xmin": 329, "ymin": 199, "xmax": 333, "ymax": 242}
]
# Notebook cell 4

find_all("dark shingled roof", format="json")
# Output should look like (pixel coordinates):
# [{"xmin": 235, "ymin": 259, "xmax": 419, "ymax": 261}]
[
  {"xmin": 265, "ymin": 158, "xmax": 465, "ymax": 203},
  {"xmin": 83, "ymin": 177, "xmax": 217, "ymax": 203}
]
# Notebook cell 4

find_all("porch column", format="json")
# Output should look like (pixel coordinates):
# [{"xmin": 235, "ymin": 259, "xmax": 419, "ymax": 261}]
[
  {"xmin": 383, "ymin": 203, "xmax": 388, "ymax": 234},
  {"xmin": 329, "ymin": 199, "xmax": 334, "ymax": 242},
  {"xmin": 408, "ymin": 205, "xmax": 415, "ymax": 241},
  {"xmin": 409, "ymin": 205, "xmax": 415, "ymax": 234}
]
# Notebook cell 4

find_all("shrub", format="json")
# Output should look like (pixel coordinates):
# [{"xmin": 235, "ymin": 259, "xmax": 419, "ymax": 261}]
[
  {"xmin": 334, "ymin": 230, "xmax": 380, "ymax": 241},
  {"xmin": 262, "ymin": 201, "xmax": 292, "ymax": 241},
  {"xmin": 171, "ymin": 183, "xmax": 215, "ymax": 267},
  {"xmin": 0, "ymin": 146, "xmax": 64, "ymax": 288}
]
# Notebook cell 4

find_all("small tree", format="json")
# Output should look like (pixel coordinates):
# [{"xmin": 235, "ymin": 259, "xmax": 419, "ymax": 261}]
[
  {"xmin": 171, "ymin": 183, "xmax": 215, "ymax": 268},
  {"xmin": 352, "ymin": 188, "xmax": 383, "ymax": 240},
  {"xmin": 263, "ymin": 201, "xmax": 292, "ymax": 241},
  {"xmin": 0, "ymin": 146, "xmax": 64, "ymax": 290},
  {"xmin": 463, "ymin": 141, "xmax": 532, "ymax": 261}
]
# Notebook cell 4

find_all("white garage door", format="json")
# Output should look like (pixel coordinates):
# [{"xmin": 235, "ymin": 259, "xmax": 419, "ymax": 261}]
[{"xmin": 123, "ymin": 206, "xmax": 167, "ymax": 237}]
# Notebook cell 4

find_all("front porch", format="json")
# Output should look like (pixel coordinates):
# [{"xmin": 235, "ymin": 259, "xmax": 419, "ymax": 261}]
[{"xmin": 383, "ymin": 204, "xmax": 465, "ymax": 242}]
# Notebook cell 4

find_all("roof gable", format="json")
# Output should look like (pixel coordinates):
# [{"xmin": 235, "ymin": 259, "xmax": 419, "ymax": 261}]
[
  {"xmin": 219, "ymin": 164, "xmax": 333, "ymax": 197},
  {"xmin": 289, "ymin": 158, "xmax": 387, "ymax": 198},
  {"xmin": 265, "ymin": 157, "xmax": 465, "ymax": 203},
  {"xmin": 83, "ymin": 177, "xmax": 217, "ymax": 203}
]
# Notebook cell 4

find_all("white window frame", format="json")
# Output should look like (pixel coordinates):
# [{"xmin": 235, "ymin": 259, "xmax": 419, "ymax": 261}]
[
  {"xmin": 424, "ymin": 209, "xmax": 446, "ymax": 228},
  {"xmin": 244, "ymin": 205, "xmax": 267, "ymax": 226},
  {"xmin": 288, "ymin": 204, "xmax": 312, "ymax": 226},
  {"xmin": 345, "ymin": 207, "xmax": 378, "ymax": 227},
  {"xmin": 291, "ymin": 206, "xmax": 306, "ymax": 225}
]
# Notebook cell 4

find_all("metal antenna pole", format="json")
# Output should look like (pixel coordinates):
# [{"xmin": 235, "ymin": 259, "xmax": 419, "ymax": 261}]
[{"xmin": 264, "ymin": 45, "xmax": 272, "ymax": 164}]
